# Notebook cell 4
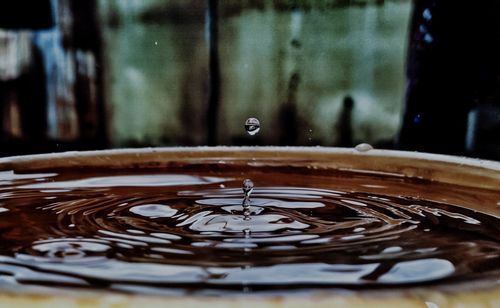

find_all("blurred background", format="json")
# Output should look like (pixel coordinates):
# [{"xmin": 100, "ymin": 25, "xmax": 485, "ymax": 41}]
[{"xmin": 0, "ymin": 0, "xmax": 499, "ymax": 159}]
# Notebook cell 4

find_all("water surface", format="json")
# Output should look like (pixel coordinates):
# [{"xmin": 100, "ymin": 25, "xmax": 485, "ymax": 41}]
[{"xmin": 0, "ymin": 165, "xmax": 498, "ymax": 295}]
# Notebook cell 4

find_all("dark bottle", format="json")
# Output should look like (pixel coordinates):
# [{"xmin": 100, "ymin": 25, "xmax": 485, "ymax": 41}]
[{"xmin": 398, "ymin": 0, "xmax": 500, "ymax": 156}]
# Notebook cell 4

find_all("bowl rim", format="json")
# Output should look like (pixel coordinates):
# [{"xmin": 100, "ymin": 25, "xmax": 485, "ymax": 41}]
[{"xmin": 1, "ymin": 146, "xmax": 499, "ymax": 190}]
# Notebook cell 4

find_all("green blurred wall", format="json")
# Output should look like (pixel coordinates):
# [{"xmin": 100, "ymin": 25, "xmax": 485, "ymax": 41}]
[{"xmin": 99, "ymin": 0, "xmax": 411, "ymax": 147}]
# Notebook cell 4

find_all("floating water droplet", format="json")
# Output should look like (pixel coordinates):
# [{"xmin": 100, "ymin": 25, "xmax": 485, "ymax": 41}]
[
  {"xmin": 154, "ymin": 41, "xmax": 158, "ymax": 46},
  {"xmin": 244, "ymin": 228, "xmax": 251, "ymax": 238},
  {"xmin": 245, "ymin": 118, "xmax": 260, "ymax": 136},
  {"xmin": 242, "ymin": 179, "xmax": 254, "ymax": 196},
  {"xmin": 355, "ymin": 143, "xmax": 373, "ymax": 152},
  {"xmin": 68, "ymin": 224, "xmax": 75, "ymax": 228},
  {"xmin": 219, "ymin": 184, "xmax": 225, "ymax": 188}
]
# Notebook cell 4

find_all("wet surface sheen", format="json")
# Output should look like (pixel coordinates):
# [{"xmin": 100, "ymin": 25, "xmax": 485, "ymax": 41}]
[{"xmin": 0, "ymin": 165, "xmax": 499, "ymax": 295}]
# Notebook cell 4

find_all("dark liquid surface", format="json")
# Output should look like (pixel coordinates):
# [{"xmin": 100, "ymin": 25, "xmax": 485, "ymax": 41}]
[{"xmin": 0, "ymin": 164, "xmax": 499, "ymax": 296}]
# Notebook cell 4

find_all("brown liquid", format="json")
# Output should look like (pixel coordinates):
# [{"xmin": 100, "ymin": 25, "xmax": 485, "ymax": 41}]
[{"xmin": 0, "ymin": 164, "xmax": 499, "ymax": 296}]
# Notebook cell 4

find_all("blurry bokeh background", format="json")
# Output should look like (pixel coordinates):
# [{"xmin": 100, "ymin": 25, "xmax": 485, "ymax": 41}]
[{"xmin": 0, "ymin": 0, "xmax": 499, "ymax": 159}]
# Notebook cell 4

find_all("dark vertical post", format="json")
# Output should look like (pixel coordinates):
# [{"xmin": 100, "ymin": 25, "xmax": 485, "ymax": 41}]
[
  {"xmin": 206, "ymin": 0, "xmax": 221, "ymax": 145},
  {"xmin": 0, "ymin": 0, "xmax": 53, "ymax": 156},
  {"xmin": 71, "ymin": 0, "xmax": 108, "ymax": 149}
]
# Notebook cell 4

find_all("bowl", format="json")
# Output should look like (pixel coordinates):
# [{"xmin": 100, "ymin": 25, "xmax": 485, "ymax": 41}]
[{"xmin": 0, "ymin": 147, "xmax": 499, "ymax": 307}]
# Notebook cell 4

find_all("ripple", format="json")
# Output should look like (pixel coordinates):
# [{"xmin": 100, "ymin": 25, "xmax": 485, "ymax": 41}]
[
  {"xmin": 17, "ymin": 238, "xmax": 111, "ymax": 263},
  {"xmin": 130, "ymin": 204, "xmax": 178, "ymax": 218},
  {"xmin": 0, "ymin": 170, "xmax": 498, "ymax": 294},
  {"xmin": 19, "ymin": 174, "xmax": 228, "ymax": 189}
]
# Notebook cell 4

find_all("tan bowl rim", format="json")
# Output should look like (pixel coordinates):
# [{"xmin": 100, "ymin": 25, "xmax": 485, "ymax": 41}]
[{"xmin": 1, "ymin": 146, "xmax": 499, "ymax": 190}]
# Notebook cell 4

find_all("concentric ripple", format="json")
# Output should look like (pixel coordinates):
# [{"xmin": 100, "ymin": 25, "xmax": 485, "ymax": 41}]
[{"xmin": 0, "ymin": 167, "xmax": 499, "ymax": 295}]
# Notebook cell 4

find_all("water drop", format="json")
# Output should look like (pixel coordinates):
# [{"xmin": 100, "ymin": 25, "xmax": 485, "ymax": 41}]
[
  {"xmin": 154, "ymin": 41, "xmax": 158, "ymax": 46},
  {"xmin": 244, "ymin": 228, "xmax": 251, "ymax": 238},
  {"xmin": 242, "ymin": 197, "xmax": 251, "ymax": 221},
  {"xmin": 355, "ymin": 143, "xmax": 373, "ymax": 152},
  {"xmin": 242, "ymin": 179, "xmax": 254, "ymax": 196},
  {"xmin": 219, "ymin": 184, "xmax": 225, "ymax": 188},
  {"xmin": 245, "ymin": 118, "xmax": 260, "ymax": 136}
]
